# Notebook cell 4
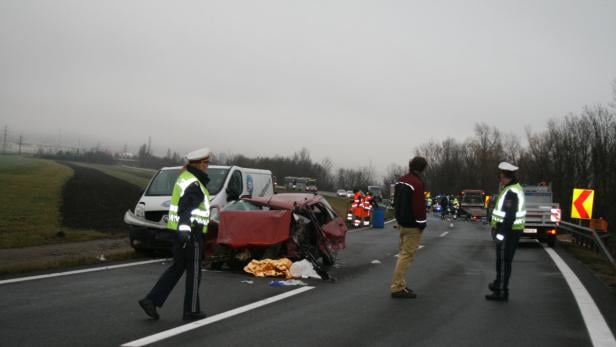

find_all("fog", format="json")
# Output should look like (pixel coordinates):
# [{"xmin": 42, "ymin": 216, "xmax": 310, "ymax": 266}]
[{"xmin": 1, "ymin": 0, "xmax": 615, "ymax": 173}]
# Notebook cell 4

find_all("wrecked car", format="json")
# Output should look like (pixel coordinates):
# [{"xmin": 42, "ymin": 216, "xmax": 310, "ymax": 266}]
[{"xmin": 204, "ymin": 193, "xmax": 347, "ymax": 273}]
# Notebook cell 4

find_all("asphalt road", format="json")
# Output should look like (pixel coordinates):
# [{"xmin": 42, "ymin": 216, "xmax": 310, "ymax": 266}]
[{"xmin": 1, "ymin": 215, "xmax": 614, "ymax": 347}]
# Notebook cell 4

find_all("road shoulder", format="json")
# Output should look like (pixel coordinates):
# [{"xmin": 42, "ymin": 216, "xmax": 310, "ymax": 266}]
[{"xmin": 554, "ymin": 245, "xmax": 616, "ymax": 336}]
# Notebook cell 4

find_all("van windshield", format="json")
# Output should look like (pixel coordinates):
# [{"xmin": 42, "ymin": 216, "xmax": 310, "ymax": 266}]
[{"xmin": 146, "ymin": 168, "xmax": 230, "ymax": 196}]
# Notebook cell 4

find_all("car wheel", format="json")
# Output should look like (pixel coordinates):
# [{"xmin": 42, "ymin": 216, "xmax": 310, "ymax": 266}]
[
  {"xmin": 319, "ymin": 246, "xmax": 337, "ymax": 266},
  {"xmin": 209, "ymin": 262, "xmax": 224, "ymax": 271},
  {"xmin": 227, "ymin": 258, "xmax": 249, "ymax": 272},
  {"xmin": 262, "ymin": 243, "xmax": 282, "ymax": 259},
  {"xmin": 322, "ymin": 253, "xmax": 336, "ymax": 267}
]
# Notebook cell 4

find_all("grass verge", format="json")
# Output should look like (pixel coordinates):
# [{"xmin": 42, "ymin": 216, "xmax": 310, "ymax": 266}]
[
  {"xmin": 559, "ymin": 241, "xmax": 616, "ymax": 296},
  {"xmin": 326, "ymin": 196, "xmax": 351, "ymax": 218},
  {"xmin": 0, "ymin": 155, "xmax": 111, "ymax": 248},
  {"xmin": 0, "ymin": 156, "xmax": 119, "ymax": 248},
  {"xmin": 69, "ymin": 162, "xmax": 154, "ymax": 189},
  {"xmin": 0, "ymin": 249, "xmax": 143, "ymax": 276},
  {"xmin": 0, "ymin": 237, "xmax": 145, "ymax": 276}
]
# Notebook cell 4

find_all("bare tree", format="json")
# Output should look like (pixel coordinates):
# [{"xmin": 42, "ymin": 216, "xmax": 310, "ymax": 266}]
[{"xmin": 383, "ymin": 163, "xmax": 406, "ymax": 196}]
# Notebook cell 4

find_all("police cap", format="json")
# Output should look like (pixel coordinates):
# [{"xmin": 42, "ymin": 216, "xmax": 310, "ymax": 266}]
[
  {"xmin": 185, "ymin": 147, "xmax": 211, "ymax": 163},
  {"xmin": 498, "ymin": 162, "xmax": 519, "ymax": 172}
]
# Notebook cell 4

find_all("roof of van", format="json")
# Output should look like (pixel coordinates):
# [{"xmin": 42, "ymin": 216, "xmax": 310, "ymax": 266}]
[{"xmin": 158, "ymin": 165, "xmax": 271, "ymax": 174}]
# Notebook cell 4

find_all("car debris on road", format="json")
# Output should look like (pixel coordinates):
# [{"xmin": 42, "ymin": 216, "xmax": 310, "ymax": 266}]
[
  {"xmin": 269, "ymin": 279, "xmax": 309, "ymax": 287},
  {"xmin": 290, "ymin": 259, "xmax": 322, "ymax": 279}
]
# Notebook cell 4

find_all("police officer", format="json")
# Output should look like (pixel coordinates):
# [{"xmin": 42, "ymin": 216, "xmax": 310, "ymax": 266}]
[
  {"xmin": 139, "ymin": 147, "xmax": 211, "ymax": 320},
  {"xmin": 486, "ymin": 162, "xmax": 526, "ymax": 301}
]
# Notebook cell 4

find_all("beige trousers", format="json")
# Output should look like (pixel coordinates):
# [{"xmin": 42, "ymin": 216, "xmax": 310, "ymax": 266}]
[{"xmin": 390, "ymin": 226, "xmax": 423, "ymax": 292}]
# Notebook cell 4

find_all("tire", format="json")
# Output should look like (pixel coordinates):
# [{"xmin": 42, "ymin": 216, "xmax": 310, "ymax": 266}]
[
  {"xmin": 262, "ymin": 243, "xmax": 282, "ymax": 259},
  {"xmin": 322, "ymin": 251, "xmax": 337, "ymax": 267},
  {"xmin": 547, "ymin": 235, "xmax": 556, "ymax": 248},
  {"xmin": 227, "ymin": 257, "xmax": 249, "ymax": 272},
  {"xmin": 208, "ymin": 245, "xmax": 231, "ymax": 270},
  {"xmin": 209, "ymin": 262, "xmax": 224, "ymax": 271}
]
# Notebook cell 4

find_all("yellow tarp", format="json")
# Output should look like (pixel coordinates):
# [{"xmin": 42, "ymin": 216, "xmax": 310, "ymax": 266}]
[{"xmin": 243, "ymin": 258, "xmax": 293, "ymax": 279}]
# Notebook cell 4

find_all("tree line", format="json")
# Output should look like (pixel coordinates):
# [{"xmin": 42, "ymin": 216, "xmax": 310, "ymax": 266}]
[
  {"xmin": 218, "ymin": 148, "xmax": 376, "ymax": 192},
  {"xmin": 402, "ymin": 84, "xmax": 616, "ymax": 252}
]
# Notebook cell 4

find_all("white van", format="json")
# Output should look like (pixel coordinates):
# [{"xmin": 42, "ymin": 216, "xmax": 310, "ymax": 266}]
[{"xmin": 124, "ymin": 165, "xmax": 273, "ymax": 251}]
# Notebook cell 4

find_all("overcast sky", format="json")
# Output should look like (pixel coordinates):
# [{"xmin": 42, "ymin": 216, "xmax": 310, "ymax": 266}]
[{"xmin": 1, "ymin": 0, "xmax": 615, "ymax": 174}]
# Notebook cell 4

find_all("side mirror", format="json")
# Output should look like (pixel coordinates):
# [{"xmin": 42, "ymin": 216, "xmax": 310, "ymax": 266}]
[{"xmin": 209, "ymin": 205, "xmax": 220, "ymax": 222}]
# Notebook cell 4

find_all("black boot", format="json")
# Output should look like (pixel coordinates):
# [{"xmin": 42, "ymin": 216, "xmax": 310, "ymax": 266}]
[
  {"xmin": 485, "ymin": 290, "xmax": 508, "ymax": 302},
  {"xmin": 488, "ymin": 280, "xmax": 498, "ymax": 292},
  {"xmin": 139, "ymin": 298, "xmax": 160, "ymax": 320},
  {"xmin": 183, "ymin": 311, "xmax": 207, "ymax": 321}
]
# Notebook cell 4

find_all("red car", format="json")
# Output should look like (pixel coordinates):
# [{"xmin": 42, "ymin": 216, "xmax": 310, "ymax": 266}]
[{"xmin": 204, "ymin": 193, "xmax": 348, "ymax": 274}]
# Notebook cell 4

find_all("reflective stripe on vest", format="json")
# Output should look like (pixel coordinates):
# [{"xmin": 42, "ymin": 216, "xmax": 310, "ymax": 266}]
[
  {"xmin": 490, "ymin": 183, "xmax": 526, "ymax": 230},
  {"xmin": 363, "ymin": 197, "xmax": 373, "ymax": 210},
  {"xmin": 167, "ymin": 170, "xmax": 211, "ymax": 233}
]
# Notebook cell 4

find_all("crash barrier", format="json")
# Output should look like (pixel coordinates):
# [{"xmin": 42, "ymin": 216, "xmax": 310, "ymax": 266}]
[
  {"xmin": 372, "ymin": 207, "xmax": 385, "ymax": 229},
  {"xmin": 558, "ymin": 221, "xmax": 615, "ymax": 268}
]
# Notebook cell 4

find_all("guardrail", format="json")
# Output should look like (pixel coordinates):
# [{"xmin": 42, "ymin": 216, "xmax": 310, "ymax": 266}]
[{"xmin": 558, "ymin": 221, "xmax": 615, "ymax": 268}]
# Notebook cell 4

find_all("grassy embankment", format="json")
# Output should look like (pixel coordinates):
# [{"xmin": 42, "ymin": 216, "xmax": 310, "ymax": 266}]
[
  {"xmin": 559, "ymin": 242, "xmax": 616, "ymax": 295},
  {"xmin": 326, "ymin": 195, "xmax": 350, "ymax": 218},
  {"xmin": 0, "ymin": 155, "xmax": 108, "ymax": 248},
  {"xmin": 69, "ymin": 162, "xmax": 153, "ymax": 189},
  {"xmin": 0, "ymin": 157, "xmax": 155, "ymax": 275}
]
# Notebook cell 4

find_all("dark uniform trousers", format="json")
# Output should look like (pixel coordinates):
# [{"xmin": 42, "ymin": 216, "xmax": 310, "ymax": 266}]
[
  {"xmin": 146, "ymin": 230, "xmax": 204, "ymax": 314},
  {"xmin": 494, "ymin": 228, "xmax": 521, "ymax": 291}
]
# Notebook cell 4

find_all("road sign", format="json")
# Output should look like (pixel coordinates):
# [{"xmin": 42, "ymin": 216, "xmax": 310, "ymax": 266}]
[{"xmin": 571, "ymin": 189, "xmax": 594, "ymax": 220}]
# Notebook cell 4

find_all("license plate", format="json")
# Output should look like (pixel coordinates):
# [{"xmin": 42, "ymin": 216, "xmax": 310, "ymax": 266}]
[{"xmin": 524, "ymin": 228, "xmax": 537, "ymax": 234}]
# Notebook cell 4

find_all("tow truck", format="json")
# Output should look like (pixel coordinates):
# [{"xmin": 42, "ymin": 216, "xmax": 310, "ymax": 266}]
[
  {"xmin": 521, "ymin": 185, "xmax": 561, "ymax": 247},
  {"xmin": 459, "ymin": 189, "xmax": 487, "ymax": 223}
]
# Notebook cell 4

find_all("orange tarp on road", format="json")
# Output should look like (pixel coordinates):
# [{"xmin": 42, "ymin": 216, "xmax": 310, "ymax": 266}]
[{"xmin": 243, "ymin": 258, "xmax": 294, "ymax": 279}]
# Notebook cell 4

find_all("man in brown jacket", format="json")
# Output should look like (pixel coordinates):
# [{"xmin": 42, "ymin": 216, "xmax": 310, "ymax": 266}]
[{"xmin": 391, "ymin": 156, "xmax": 428, "ymax": 299}]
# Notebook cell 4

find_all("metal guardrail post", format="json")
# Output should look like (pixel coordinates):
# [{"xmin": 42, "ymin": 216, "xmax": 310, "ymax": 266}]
[{"xmin": 559, "ymin": 221, "xmax": 615, "ymax": 268}]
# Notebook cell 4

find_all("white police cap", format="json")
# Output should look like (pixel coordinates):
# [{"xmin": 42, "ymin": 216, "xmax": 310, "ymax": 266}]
[
  {"xmin": 185, "ymin": 147, "xmax": 211, "ymax": 162},
  {"xmin": 498, "ymin": 161, "xmax": 519, "ymax": 172}
]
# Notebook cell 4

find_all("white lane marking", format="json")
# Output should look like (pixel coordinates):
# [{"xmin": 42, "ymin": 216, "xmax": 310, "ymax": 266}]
[
  {"xmin": 0, "ymin": 259, "xmax": 169, "ymax": 285},
  {"xmin": 543, "ymin": 245, "xmax": 616, "ymax": 347},
  {"xmin": 439, "ymin": 231, "xmax": 449, "ymax": 238},
  {"xmin": 121, "ymin": 286, "xmax": 315, "ymax": 347},
  {"xmin": 418, "ymin": 245, "xmax": 425, "ymax": 250},
  {"xmin": 385, "ymin": 219, "xmax": 396, "ymax": 225}
]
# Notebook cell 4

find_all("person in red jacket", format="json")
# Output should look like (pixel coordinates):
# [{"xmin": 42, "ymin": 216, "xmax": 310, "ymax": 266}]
[
  {"xmin": 363, "ymin": 192, "xmax": 375, "ymax": 226},
  {"xmin": 390, "ymin": 156, "xmax": 428, "ymax": 299}
]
